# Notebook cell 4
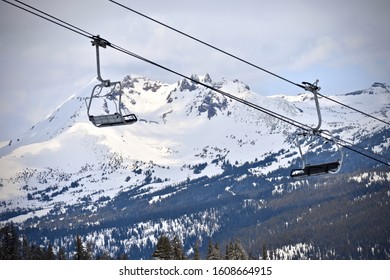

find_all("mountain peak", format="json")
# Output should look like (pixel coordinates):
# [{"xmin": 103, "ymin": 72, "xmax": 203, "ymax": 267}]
[
  {"xmin": 178, "ymin": 78, "xmax": 197, "ymax": 92},
  {"xmin": 176, "ymin": 74, "xmax": 213, "ymax": 92},
  {"xmin": 190, "ymin": 73, "xmax": 212, "ymax": 83},
  {"xmin": 345, "ymin": 82, "xmax": 390, "ymax": 96},
  {"xmin": 371, "ymin": 82, "xmax": 388, "ymax": 89}
]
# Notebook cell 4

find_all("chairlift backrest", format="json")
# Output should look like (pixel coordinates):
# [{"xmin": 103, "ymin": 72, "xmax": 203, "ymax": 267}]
[{"xmin": 291, "ymin": 130, "xmax": 342, "ymax": 178}]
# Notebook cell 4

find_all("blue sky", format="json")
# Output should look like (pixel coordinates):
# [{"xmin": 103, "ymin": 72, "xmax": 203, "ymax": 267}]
[{"xmin": 0, "ymin": 0, "xmax": 389, "ymax": 140}]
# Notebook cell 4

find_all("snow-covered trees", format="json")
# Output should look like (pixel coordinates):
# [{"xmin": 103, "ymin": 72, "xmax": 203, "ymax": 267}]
[
  {"xmin": 206, "ymin": 239, "xmax": 221, "ymax": 260},
  {"xmin": 151, "ymin": 234, "xmax": 186, "ymax": 260},
  {"xmin": 73, "ymin": 234, "xmax": 92, "ymax": 260},
  {"xmin": 225, "ymin": 240, "xmax": 249, "ymax": 260},
  {"xmin": 172, "ymin": 235, "xmax": 185, "ymax": 260},
  {"xmin": 152, "ymin": 234, "xmax": 173, "ymax": 260},
  {"xmin": 206, "ymin": 239, "xmax": 249, "ymax": 260}
]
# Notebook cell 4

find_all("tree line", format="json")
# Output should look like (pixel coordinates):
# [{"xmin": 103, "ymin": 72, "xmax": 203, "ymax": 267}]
[
  {"xmin": 1, "ymin": 223, "xmax": 266, "ymax": 260},
  {"xmin": 0, "ymin": 223, "xmax": 128, "ymax": 260},
  {"xmin": 152, "ymin": 234, "xmax": 257, "ymax": 260},
  {"xmin": 0, "ymin": 223, "xmax": 65, "ymax": 260}
]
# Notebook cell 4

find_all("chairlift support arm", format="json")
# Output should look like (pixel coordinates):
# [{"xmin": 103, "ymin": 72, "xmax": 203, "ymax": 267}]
[
  {"xmin": 92, "ymin": 35, "xmax": 111, "ymax": 86},
  {"xmin": 302, "ymin": 80, "xmax": 322, "ymax": 132}
]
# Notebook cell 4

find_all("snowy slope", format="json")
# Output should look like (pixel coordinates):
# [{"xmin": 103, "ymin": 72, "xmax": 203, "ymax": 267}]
[{"xmin": 0, "ymin": 75, "xmax": 389, "ymax": 224}]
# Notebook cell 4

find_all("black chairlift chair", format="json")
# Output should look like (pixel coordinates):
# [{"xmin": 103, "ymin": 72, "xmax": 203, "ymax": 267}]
[
  {"xmin": 290, "ymin": 81, "xmax": 343, "ymax": 178},
  {"xmin": 85, "ymin": 36, "xmax": 137, "ymax": 128}
]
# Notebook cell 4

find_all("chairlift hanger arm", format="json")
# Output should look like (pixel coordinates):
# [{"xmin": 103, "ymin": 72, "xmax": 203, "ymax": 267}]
[
  {"xmin": 92, "ymin": 35, "xmax": 111, "ymax": 86},
  {"xmin": 302, "ymin": 80, "xmax": 322, "ymax": 132}
]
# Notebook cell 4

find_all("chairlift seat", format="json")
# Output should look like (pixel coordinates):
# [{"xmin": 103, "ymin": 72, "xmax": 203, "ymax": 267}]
[
  {"xmin": 89, "ymin": 113, "xmax": 137, "ymax": 127},
  {"xmin": 290, "ymin": 161, "xmax": 340, "ymax": 178}
]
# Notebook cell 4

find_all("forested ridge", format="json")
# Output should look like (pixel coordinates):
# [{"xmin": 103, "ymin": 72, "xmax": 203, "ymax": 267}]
[
  {"xmin": 0, "ymin": 223, "xmax": 255, "ymax": 260},
  {"xmin": 1, "ymin": 166, "xmax": 389, "ymax": 260}
]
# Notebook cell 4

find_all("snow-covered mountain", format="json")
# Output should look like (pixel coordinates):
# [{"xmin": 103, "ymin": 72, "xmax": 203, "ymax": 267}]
[{"xmin": 0, "ymin": 75, "xmax": 389, "ymax": 259}]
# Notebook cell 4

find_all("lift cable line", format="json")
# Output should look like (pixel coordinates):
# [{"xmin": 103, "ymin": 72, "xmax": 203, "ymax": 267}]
[
  {"xmin": 7, "ymin": 1, "xmax": 137, "ymax": 127},
  {"xmin": 320, "ymin": 130, "xmax": 390, "ymax": 166},
  {"xmin": 2, "ymin": 0, "xmax": 389, "ymax": 168},
  {"xmin": 316, "ymin": 92, "xmax": 390, "ymax": 126},
  {"xmin": 108, "ymin": 0, "xmax": 305, "ymax": 91},
  {"xmin": 107, "ymin": 42, "xmax": 390, "ymax": 168},
  {"xmin": 109, "ymin": 0, "xmax": 390, "ymax": 127},
  {"xmin": 1, "ymin": 0, "xmax": 309, "ymax": 131},
  {"xmin": 8, "ymin": 0, "xmax": 93, "ymax": 39},
  {"xmin": 109, "ymin": 42, "xmax": 311, "ymax": 131}
]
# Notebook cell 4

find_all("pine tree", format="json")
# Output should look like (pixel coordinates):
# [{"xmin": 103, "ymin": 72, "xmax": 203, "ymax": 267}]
[
  {"xmin": 0, "ymin": 223, "xmax": 20, "ymax": 259},
  {"xmin": 46, "ymin": 243, "xmax": 55, "ymax": 260},
  {"xmin": 206, "ymin": 240, "xmax": 214, "ymax": 260},
  {"xmin": 97, "ymin": 251, "xmax": 111, "ymax": 260},
  {"xmin": 193, "ymin": 240, "xmax": 201, "ymax": 260},
  {"xmin": 206, "ymin": 240, "xmax": 221, "ymax": 260},
  {"xmin": 57, "ymin": 246, "xmax": 67, "ymax": 260},
  {"xmin": 262, "ymin": 243, "xmax": 268, "ymax": 260},
  {"xmin": 85, "ymin": 240, "xmax": 94, "ymax": 260},
  {"xmin": 152, "ymin": 234, "xmax": 172, "ymax": 260},
  {"xmin": 118, "ymin": 253, "xmax": 128, "ymax": 260},
  {"xmin": 172, "ymin": 235, "xmax": 185, "ymax": 260},
  {"xmin": 74, "ymin": 234, "xmax": 83, "ymax": 260},
  {"xmin": 74, "ymin": 234, "xmax": 88, "ymax": 260},
  {"xmin": 225, "ymin": 240, "xmax": 248, "ymax": 260},
  {"xmin": 234, "ymin": 239, "xmax": 248, "ymax": 260},
  {"xmin": 214, "ymin": 243, "xmax": 221, "ymax": 259},
  {"xmin": 21, "ymin": 236, "xmax": 31, "ymax": 260},
  {"xmin": 30, "ymin": 244, "xmax": 45, "ymax": 259},
  {"xmin": 225, "ymin": 241, "xmax": 235, "ymax": 260}
]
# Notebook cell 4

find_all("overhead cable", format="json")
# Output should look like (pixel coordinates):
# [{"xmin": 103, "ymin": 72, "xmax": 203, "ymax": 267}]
[
  {"xmin": 109, "ymin": 0, "xmax": 390, "ymax": 127},
  {"xmin": 2, "ymin": 0, "xmax": 389, "ymax": 167},
  {"xmin": 14, "ymin": 0, "xmax": 94, "ymax": 38},
  {"xmin": 4, "ymin": 0, "xmax": 93, "ymax": 39},
  {"xmin": 109, "ymin": 42, "xmax": 312, "ymax": 131},
  {"xmin": 319, "ymin": 130, "xmax": 390, "ymax": 167},
  {"xmin": 108, "ymin": 0, "xmax": 305, "ymax": 90},
  {"xmin": 317, "ymin": 92, "xmax": 390, "ymax": 126},
  {"xmin": 109, "ymin": 44, "xmax": 390, "ymax": 167}
]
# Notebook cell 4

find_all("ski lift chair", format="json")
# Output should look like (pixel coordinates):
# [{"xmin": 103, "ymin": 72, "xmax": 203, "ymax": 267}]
[
  {"xmin": 290, "ymin": 130, "xmax": 343, "ymax": 178},
  {"xmin": 85, "ymin": 36, "xmax": 137, "ymax": 127},
  {"xmin": 290, "ymin": 81, "xmax": 343, "ymax": 178}
]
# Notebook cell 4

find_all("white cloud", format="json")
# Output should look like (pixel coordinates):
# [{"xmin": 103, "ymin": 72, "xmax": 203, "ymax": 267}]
[{"xmin": 290, "ymin": 36, "xmax": 341, "ymax": 70}]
